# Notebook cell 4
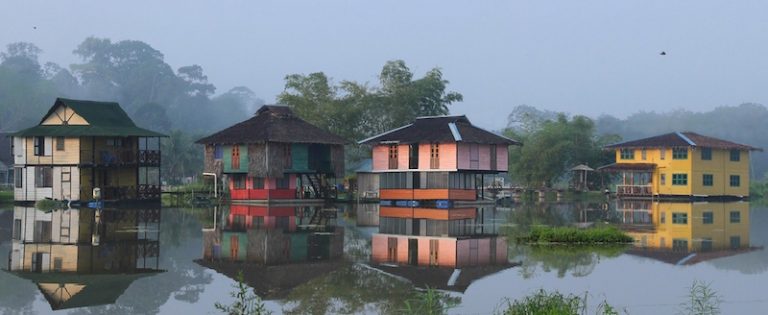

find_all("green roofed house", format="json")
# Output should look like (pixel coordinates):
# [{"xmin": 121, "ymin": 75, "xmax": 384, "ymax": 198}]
[{"xmin": 10, "ymin": 98, "xmax": 166, "ymax": 203}]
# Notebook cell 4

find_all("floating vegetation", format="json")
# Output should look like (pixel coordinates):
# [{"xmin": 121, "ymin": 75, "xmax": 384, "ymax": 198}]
[{"xmin": 520, "ymin": 226, "xmax": 633, "ymax": 245}]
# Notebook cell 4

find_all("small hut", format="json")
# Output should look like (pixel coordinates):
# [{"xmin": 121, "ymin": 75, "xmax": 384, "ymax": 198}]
[
  {"xmin": 196, "ymin": 105, "xmax": 348, "ymax": 202},
  {"xmin": 570, "ymin": 164, "xmax": 594, "ymax": 191}
]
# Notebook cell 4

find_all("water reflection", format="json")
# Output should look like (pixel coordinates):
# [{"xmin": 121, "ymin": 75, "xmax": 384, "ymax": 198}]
[
  {"xmin": 198, "ymin": 205, "xmax": 345, "ymax": 300},
  {"xmin": 370, "ymin": 206, "xmax": 511, "ymax": 292},
  {"xmin": 4, "ymin": 206, "xmax": 163, "ymax": 310},
  {"xmin": 617, "ymin": 200, "xmax": 755, "ymax": 265}
]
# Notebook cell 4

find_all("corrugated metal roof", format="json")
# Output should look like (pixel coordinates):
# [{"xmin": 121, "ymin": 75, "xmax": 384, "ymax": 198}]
[
  {"xmin": 359, "ymin": 115, "xmax": 520, "ymax": 145},
  {"xmin": 605, "ymin": 132, "xmax": 760, "ymax": 151}
]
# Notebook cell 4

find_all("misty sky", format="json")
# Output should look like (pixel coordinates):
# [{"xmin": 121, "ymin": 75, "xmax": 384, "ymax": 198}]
[{"xmin": 2, "ymin": 0, "xmax": 768, "ymax": 130}]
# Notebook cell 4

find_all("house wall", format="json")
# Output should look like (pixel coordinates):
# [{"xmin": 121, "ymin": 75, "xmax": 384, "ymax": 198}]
[
  {"xmin": 223, "ymin": 144, "xmax": 248, "ymax": 173},
  {"xmin": 616, "ymin": 147, "xmax": 750, "ymax": 196}
]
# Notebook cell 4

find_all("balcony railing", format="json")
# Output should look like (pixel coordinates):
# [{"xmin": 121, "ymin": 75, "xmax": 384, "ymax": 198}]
[
  {"xmin": 80, "ymin": 150, "xmax": 160, "ymax": 166},
  {"xmin": 616, "ymin": 184, "xmax": 652, "ymax": 196}
]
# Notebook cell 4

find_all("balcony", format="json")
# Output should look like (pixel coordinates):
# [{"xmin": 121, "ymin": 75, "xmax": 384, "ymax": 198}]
[
  {"xmin": 80, "ymin": 150, "xmax": 160, "ymax": 166},
  {"xmin": 616, "ymin": 184, "xmax": 652, "ymax": 196}
]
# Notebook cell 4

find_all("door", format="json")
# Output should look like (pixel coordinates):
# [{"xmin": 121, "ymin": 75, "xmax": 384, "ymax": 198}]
[
  {"xmin": 408, "ymin": 238, "xmax": 418, "ymax": 265},
  {"xmin": 387, "ymin": 237, "xmax": 398, "ymax": 262},
  {"xmin": 409, "ymin": 144, "xmax": 419, "ymax": 169},
  {"xmin": 429, "ymin": 239, "xmax": 439, "ymax": 266}
]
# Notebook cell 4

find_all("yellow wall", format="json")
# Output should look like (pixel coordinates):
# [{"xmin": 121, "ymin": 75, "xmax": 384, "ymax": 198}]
[
  {"xmin": 21, "ymin": 244, "xmax": 79, "ymax": 272},
  {"xmin": 41, "ymin": 105, "xmax": 89, "ymax": 125},
  {"xmin": 615, "ymin": 147, "xmax": 750, "ymax": 196},
  {"xmin": 628, "ymin": 202, "xmax": 750, "ymax": 251}
]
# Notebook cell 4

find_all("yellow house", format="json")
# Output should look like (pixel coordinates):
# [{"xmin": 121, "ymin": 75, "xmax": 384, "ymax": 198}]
[
  {"xmin": 10, "ymin": 98, "xmax": 166, "ymax": 202},
  {"xmin": 601, "ymin": 132, "xmax": 760, "ymax": 198},
  {"xmin": 617, "ymin": 201, "xmax": 752, "ymax": 265}
]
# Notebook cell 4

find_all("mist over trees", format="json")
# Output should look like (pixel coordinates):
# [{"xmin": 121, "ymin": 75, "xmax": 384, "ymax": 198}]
[{"xmin": 0, "ymin": 38, "xmax": 264, "ymax": 183}]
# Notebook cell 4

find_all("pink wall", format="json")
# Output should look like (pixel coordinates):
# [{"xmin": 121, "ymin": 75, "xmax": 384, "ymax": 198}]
[
  {"xmin": 497, "ymin": 147, "xmax": 508, "ymax": 171},
  {"xmin": 372, "ymin": 145, "xmax": 389, "ymax": 171},
  {"xmin": 479, "ymin": 145, "xmax": 491, "ymax": 169},
  {"xmin": 457, "ymin": 143, "xmax": 470, "ymax": 169},
  {"xmin": 398, "ymin": 144, "xmax": 410, "ymax": 169}
]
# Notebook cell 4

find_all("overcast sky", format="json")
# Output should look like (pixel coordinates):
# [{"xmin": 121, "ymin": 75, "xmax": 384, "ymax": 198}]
[{"xmin": 2, "ymin": 0, "xmax": 767, "ymax": 129}]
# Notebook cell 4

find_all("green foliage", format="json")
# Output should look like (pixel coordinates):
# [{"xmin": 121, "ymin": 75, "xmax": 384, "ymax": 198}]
[
  {"xmin": 498, "ymin": 289, "xmax": 621, "ymax": 315},
  {"xmin": 0, "ymin": 190, "xmax": 12, "ymax": 203},
  {"xmin": 162, "ymin": 130, "xmax": 204, "ymax": 184},
  {"xmin": 402, "ymin": 287, "xmax": 460, "ymax": 315},
  {"xmin": 522, "ymin": 226, "xmax": 633, "ymax": 244},
  {"xmin": 278, "ymin": 60, "xmax": 463, "ymax": 169},
  {"xmin": 504, "ymin": 107, "xmax": 618, "ymax": 189},
  {"xmin": 215, "ymin": 271, "xmax": 271, "ymax": 315},
  {"xmin": 678, "ymin": 280, "xmax": 721, "ymax": 315}
]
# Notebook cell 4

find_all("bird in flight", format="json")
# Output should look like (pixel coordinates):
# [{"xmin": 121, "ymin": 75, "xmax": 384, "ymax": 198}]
[{"xmin": 660, "ymin": 51, "xmax": 667, "ymax": 56}]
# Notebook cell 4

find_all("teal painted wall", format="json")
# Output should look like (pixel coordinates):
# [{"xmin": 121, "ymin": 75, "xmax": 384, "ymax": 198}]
[{"xmin": 223, "ymin": 145, "xmax": 248, "ymax": 173}]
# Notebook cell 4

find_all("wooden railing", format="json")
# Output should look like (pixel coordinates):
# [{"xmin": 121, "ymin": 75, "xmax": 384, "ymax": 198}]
[{"xmin": 616, "ymin": 185, "xmax": 652, "ymax": 196}]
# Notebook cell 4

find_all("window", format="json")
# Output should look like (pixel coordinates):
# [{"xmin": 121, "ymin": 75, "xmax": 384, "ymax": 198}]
[
  {"xmin": 214, "ymin": 145, "xmax": 223, "ymax": 159},
  {"xmin": 53, "ymin": 258, "xmax": 63, "ymax": 272},
  {"xmin": 35, "ymin": 167, "xmax": 52, "ymax": 188},
  {"xmin": 641, "ymin": 149, "xmax": 647, "ymax": 160},
  {"xmin": 232, "ymin": 174, "xmax": 246, "ymax": 189},
  {"xmin": 430, "ymin": 143, "xmax": 440, "ymax": 169},
  {"xmin": 12, "ymin": 219, "xmax": 21, "ymax": 240},
  {"xmin": 620, "ymin": 148, "xmax": 634, "ymax": 160},
  {"xmin": 660, "ymin": 212, "xmax": 666, "ymax": 224},
  {"xmin": 700, "ymin": 238, "xmax": 713, "ymax": 252},
  {"xmin": 672, "ymin": 239, "xmax": 688, "ymax": 252},
  {"xmin": 730, "ymin": 236, "xmax": 741, "ymax": 249},
  {"xmin": 729, "ymin": 211, "xmax": 741, "ymax": 223},
  {"xmin": 466, "ymin": 145, "xmax": 482, "ymax": 170},
  {"xmin": 730, "ymin": 149, "xmax": 740, "ymax": 162},
  {"xmin": 702, "ymin": 174, "xmax": 713, "ymax": 186},
  {"xmin": 33, "ymin": 136, "xmax": 46, "ymax": 156},
  {"xmin": 14, "ymin": 167, "xmax": 23, "ymax": 188},
  {"xmin": 672, "ymin": 173, "xmax": 687, "ymax": 186},
  {"xmin": 660, "ymin": 173, "xmax": 666, "ymax": 186},
  {"xmin": 672, "ymin": 148, "xmax": 688, "ymax": 160},
  {"xmin": 490, "ymin": 145, "xmax": 497, "ymax": 170},
  {"xmin": 672, "ymin": 212, "xmax": 688, "ymax": 224},
  {"xmin": 408, "ymin": 144, "xmax": 419, "ymax": 169},
  {"xmin": 730, "ymin": 175, "xmax": 740, "ymax": 187},
  {"xmin": 231, "ymin": 145, "xmax": 240, "ymax": 169},
  {"xmin": 275, "ymin": 177, "xmax": 290, "ymax": 189},
  {"xmin": 660, "ymin": 148, "xmax": 666, "ymax": 160},
  {"xmin": 252, "ymin": 177, "xmax": 264, "ymax": 189},
  {"xmin": 388, "ymin": 144, "xmax": 398, "ymax": 169},
  {"xmin": 702, "ymin": 211, "xmax": 713, "ymax": 224},
  {"xmin": 56, "ymin": 136, "xmax": 65, "ymax": 151},
  {"xmin": 701, "ymin": 148, "xmax": 712, "ymax": 160}
]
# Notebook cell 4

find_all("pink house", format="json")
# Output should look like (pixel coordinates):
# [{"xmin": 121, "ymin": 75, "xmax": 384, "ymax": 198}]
[{"xmin": 359, "ymin": 115, "xmax": 520, "ymax": 202}]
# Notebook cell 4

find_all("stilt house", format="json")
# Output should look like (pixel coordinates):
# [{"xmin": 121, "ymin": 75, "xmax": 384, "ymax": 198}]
[
  {"xmin": 196, "ymin": 105, "xmax": 348, "ymax": 202},
  {"xmin": 358, "ymin": 115, "xmax": 520, "ymax": 203},
  {"xmin": 10, "ymin": 98, "xmax": 166, "ymax": 203}
]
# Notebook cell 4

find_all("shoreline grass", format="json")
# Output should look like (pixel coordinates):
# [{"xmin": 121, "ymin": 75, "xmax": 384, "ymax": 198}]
[{"xmin": 519, "ymin": 225, "xmax": 633, "ymax": 244}]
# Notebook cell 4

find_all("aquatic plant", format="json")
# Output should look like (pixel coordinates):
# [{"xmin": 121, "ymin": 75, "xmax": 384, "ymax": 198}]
[
  {"xmin": 521, "ymin": 226, "xmax": 633, "ymax": 244},
  {"xmin": 678, "ymin": 280, "xmax": 721, "ymax": 315},
  {"xmin": 401, "ymin": 286, "xmax": 460, "ymax": 315},
  {"xmin": 215, "ymin": 271, "xmax": 271, "ymax": 315},
  {"xmin": 497, "ymin": 289, "xmax": 622, "ymax": 315}
]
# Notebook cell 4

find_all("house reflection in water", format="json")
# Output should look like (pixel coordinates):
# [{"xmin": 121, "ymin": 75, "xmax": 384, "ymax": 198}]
[
  {"xmin": 5, "ymin": 206, "xmax": 162, "ymax": 310},
  {"xmin": 198, "ymin": 205, "xmax": 345, "ymax": 299},
  {"xmin": 616, "ymin": 200, "xmax": 754, "ymax": 265},
  {"xmin": 371, "ymin": 206, "xmax": 512, "ymax": 291}
]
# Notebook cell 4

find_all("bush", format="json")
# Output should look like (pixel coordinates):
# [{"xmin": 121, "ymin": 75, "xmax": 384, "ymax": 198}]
[{"xmin": 522, "ymin": 226, "xmax": 633, "ymax": 244}]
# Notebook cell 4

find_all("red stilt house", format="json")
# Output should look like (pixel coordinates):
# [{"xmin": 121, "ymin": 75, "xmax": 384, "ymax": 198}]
[{"xmin": 196, "ymin": 105, "xmax": 348, "ymax": 202}]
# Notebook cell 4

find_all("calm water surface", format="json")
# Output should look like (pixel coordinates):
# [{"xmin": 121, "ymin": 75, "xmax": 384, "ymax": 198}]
[{"xmin": 0, "ymin": 200, "xmax": 766, "ymax": 314}]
